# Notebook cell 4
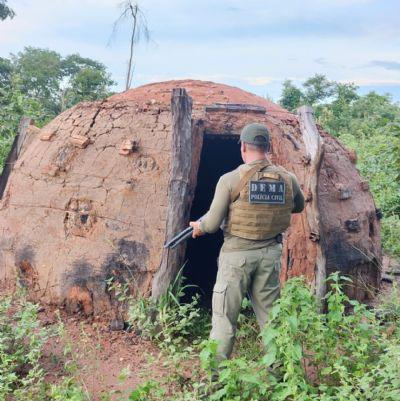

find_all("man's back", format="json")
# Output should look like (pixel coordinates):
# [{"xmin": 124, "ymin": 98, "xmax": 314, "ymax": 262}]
[{"xmin": 200, "ymin": 160, "xmax": 304, "ymax": 251}]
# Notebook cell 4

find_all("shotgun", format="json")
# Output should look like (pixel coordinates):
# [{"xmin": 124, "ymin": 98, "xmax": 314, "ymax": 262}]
[{"xmin": 164, "ymin": 215, "xmax": 205, "ymax": 249}]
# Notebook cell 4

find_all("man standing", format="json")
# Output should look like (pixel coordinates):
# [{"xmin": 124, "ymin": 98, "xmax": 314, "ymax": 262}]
[{"xmin": 190, "ymin": 123, "xmax": 304, "ymax": 362}]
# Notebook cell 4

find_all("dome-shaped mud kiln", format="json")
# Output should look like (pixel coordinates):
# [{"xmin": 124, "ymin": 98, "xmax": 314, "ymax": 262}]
[{"xmin": 0, "ymin": 80, "xmax": 381, "ymax": 314}]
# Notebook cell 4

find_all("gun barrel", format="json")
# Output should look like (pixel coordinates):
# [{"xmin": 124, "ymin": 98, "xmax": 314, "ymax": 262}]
[
  {"xmin": 164, "ymin": 226, "xmax": 193, "ymax": 248},
  {"xmin": 168, "ymin": 229, "xmax": 194, "ymax": 249},
  {"xmin": 163, "ymin": 214, "xmax": 205, "ymax": 249}
]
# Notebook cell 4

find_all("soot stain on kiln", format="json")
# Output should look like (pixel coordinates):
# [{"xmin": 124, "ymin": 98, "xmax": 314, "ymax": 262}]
[
  {"xmin": 101, "ymin": 239, "xmax": 149, "ymax": 290},
  {"xmin": 65, "ymin": 259, "xmax": 94, "ymax": 287},
  {"xmin": 63, "ymin": 239, "xmax": 149, "ymax": 314},
  {"xmin": 323, "ymin": 228, "xmax": 370, "ymax": 274},
  {"xmin": 15, "ymin": 245, "xmax": 38, "ymax": 289},
  {"xmin": 15, "ymin": 245, "xmax": 35, "ymax": 266},
  {"xmin": 62, "ymin": 259, "xmax": 96, "ymax": 314}
]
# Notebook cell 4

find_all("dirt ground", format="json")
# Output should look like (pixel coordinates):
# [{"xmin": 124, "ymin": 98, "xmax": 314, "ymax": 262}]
[{"xmin": 37, "ymin": 306, "xmax": 168, "ymax": 401}]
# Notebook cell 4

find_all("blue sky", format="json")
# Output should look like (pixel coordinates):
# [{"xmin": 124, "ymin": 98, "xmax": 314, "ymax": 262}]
[{"xmin": 1, "ymin": 0, "xmax": 400, "ymax": 101}]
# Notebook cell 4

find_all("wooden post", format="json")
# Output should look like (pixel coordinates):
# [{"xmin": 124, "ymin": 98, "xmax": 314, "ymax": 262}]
[
  {"xmin": 297, "ymin": 106, "xmax": 326, "ymax": 302},
  {"xmin": 0, "ymin": 117, "xmax": 32, "ymax": 199},
  {"xmin": 151, "ymin": 88, "xmax": 194, "ymax": 299}
]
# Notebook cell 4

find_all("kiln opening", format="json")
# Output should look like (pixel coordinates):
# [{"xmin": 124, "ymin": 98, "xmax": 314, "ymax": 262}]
[{"xmin": 183, "ymin": 133, "xmax": 243, "ymax": 306}]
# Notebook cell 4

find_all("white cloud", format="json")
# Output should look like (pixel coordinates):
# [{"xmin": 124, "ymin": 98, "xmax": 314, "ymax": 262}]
[
  {"xmin": 243, "ymin": 76, "xmax": 274, "ymax": 86},
  {"xmin": 341, "ymin": 78, "xmax": 400, "ymax": 86}
]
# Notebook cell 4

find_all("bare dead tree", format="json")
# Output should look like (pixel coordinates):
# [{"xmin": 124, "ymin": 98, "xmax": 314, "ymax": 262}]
[{"xmin": 110, "ymin": 1, "xmax": 150, "ymax": 90}]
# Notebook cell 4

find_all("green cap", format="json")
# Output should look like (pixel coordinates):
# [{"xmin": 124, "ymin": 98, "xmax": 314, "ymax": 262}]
[{"xmin": 239, "ymin": 123, "xmax": 270, "ymax": 147}]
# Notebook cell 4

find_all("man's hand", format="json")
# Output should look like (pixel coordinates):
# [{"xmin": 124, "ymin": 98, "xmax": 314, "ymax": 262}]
[{"xmin": 190, "ymin": 221, "xmax": 204, "ymax": 238}]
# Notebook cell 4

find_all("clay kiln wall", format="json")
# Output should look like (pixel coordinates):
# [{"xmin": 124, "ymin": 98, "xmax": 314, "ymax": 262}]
[
  {"xmin": 0, "ymin": 99, "xmax": 172, "ymax": 311},
  {"xmin": 318, "ymin": 130, "xmax": 381, "ymax": 299}
]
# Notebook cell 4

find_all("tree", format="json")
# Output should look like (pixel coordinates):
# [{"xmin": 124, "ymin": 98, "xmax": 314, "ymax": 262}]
[
  {"xmin": 110, "ymin": 1, "xmax": 150, "ymax": 90},
  {"xmin": 63, "ymin": 68, "xmax": 115, "ymax": 109},
  {"xmin": 0, "ymin": 76, "xmax": 46, "ymax": 172},
  {"xmin": 0, "ymin": 57, "xmax": 13, "ymax": 87},
  {"xmin": 317, "ymin": 82, "xmax": 359, "ymax": 135},
  {"xmin": 61, "ymin": 54, "xmax": 106, "ymax": 77},
  {"xmin": 0, "ymin": 0, "xmax": 15, "ymax": 20},
  {"xmin": 9, "ymin": 47, "xmax": 115, "ymax": 114},
  {"xmin": 335, "ymin": 82, "xmax": 359, "ymax": 104},
  {"xmin": 11, "ymin": 47, "xmax": 62, "ymax": 113},
  {"xmin": 60, "ymin": 53, "xmax": 115, "ymax": 110},
  {"xmin": 279, "ymin": 80, "xmax": 304, "ymax": 111},
  {"xmin": 303, "ymin": 74, "xmax": 335, "ymax": 105}
]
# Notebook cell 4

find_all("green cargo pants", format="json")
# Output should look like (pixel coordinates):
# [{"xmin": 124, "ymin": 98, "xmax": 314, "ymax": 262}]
[{"xmin": 209, "ymin": 242, "xmax": 282, "ymax": 361}]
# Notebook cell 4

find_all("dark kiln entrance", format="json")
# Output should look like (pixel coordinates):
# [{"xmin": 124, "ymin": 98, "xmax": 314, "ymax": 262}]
[{"xmin": 183, "ymin": 134, "xmax": 242, "ymax": 306}]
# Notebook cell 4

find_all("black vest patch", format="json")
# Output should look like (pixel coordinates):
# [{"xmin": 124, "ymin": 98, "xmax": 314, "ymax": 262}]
[{"xmin": 248, "ymin": 180, "xmax": 286, "ymax": 204}]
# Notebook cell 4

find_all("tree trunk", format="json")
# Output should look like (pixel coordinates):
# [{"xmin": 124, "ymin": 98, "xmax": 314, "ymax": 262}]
[
  {"xmin": 151, "ymin": 88, "xmax": 194, "ymax": 299},
  {"xmin": 297, "ymin": 106, "xmax": 326, "ymax": 301}
]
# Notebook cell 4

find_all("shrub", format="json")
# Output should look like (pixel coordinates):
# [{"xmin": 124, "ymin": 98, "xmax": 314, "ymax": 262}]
[
  {"xmin": 130, "ymin": 274, "xmax": 400, "ymax": 401},
  {"xmin": 0, "ymin": 296, "xmax": 48, "ymax": 399},
  {"xmin": 0, "ymin": 295, "xmax": 87, "ymax": 400},
  {"xmin": 128, "ymin": 268, "xmax": 209, "ymax": 354}
]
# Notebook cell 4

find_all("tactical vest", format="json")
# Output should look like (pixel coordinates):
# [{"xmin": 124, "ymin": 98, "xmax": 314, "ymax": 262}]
[{"xmin": 225, "ymin": 161, "xmax": 294, "ymax": 240}]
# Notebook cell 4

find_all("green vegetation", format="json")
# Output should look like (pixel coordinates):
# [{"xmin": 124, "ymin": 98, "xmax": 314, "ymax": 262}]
[
  {"xmin": 128, "ymin": 270, "xmax": 209, "ymax": 354},
  {"xmin": 128, "ymin": 273, "xmax": 400, "ymax": 400},
  {"xmin": 0, "ymin": 294, "xmax": 87, "ymax": 400},
  {"xmin": 2, "ymin": 274, "xmax": 400, "ymax": 400},
  {"xmin": 280, "ymin": 75, "xmax": 400, "ymax": 258}
]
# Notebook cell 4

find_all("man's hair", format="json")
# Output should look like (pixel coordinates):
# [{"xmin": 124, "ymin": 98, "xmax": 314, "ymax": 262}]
[{"xmin": 244, "ymin": 135, "xmax": 269, "ymax": 152}]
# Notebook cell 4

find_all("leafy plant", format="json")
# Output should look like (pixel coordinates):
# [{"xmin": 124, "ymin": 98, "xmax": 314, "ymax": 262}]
[
  {"xmin": 128, "ymin": 267, "xmax": 209, "ymax": 353},
  {"xmin": 130, "ymin": 274, "xmax": 400, "ymax": 401},
  {"xmin": 0, "ymin": 294, "xmax": 89, "ymax": 401},
  {"xmin": 49, "ymin": 378, "xmax": 88, "ymax": 401},
  {"xmin": 0, "ymin": 296, "xmax": 48, "ymax": 399}
]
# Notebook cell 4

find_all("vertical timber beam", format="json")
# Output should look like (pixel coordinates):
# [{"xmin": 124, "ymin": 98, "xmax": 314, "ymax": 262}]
[
  {"xmin": 297, "ymin": 106, "xmax": 326, "ymax": 302},
  {"xmin": 0, "ymin": 117, "xmax": 32, "ymax": 199},
  {"xmin": 152, "ymin": 88, "xmax": 194, "ymax": 300}
]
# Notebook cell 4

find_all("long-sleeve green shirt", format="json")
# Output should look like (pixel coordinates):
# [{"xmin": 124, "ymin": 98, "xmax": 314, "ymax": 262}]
[{"xmin": 200, "ymin": 160, "xmax": 305, "ymax": 251}]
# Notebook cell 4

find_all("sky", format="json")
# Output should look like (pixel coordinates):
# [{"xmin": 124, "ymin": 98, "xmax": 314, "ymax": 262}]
[{"xmin": 1, "ymin": 0, "xmax": 400, "ymax": 102}]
